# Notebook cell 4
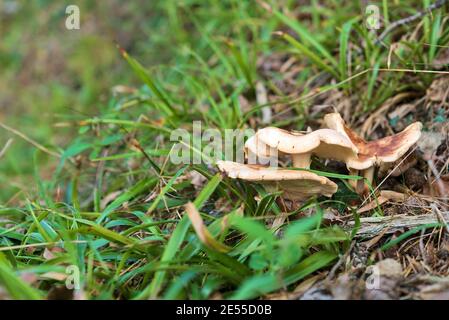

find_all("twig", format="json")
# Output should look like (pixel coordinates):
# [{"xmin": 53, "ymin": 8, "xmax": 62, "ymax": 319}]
[
  {"xmin": 419, "ymin": 228, "xmax": 429, "ymax": 264},
  {"xmin": 431, "ymin": 203, "xmax": 449, "ymax": 234},
  {"xmin": 376, "ymin": 0, "xmax": 449, "ymax": 45},
  {"xmin": 347, "ymin": 212, "xmax": 449, "ymax": 238},
  {"xmin": 326, "ymin": 241, "xmax": 355, "ymax": 280}
]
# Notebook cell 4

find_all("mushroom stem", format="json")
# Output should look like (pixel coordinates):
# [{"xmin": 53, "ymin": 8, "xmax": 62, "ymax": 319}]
[
  {"xmin": 349, "ymin": 168, "xmax": 359, "ymax": 191},
  {"xmin": 292, "ymin": 153, "xmax": 311, "ymax": 168},
  {"xmin": 361, "ymin": 166, "xmax": 375, "ymax": 194}
]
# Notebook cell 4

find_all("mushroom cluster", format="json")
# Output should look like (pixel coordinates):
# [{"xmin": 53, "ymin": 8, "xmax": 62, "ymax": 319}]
[{"xmin": 217, "ymin": 112, "xmax": 422, "ymax": 202}]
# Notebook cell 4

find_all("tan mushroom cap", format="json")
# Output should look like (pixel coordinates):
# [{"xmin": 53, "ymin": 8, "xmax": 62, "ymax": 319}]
[
  {"xmin": 217, "ymin": 160, "xmax": 338, "ymax": 200},
  {"xmin": 245, "ymin": 127, "xmax": 358, "ymax": 167},
  {"xmin": 245, "ymin": 134, "xmax": 279, "ymax": 160},
  {"xmin": 256, "ymin": 127, "xmax": 358, "ymax": 154},
  {"xmin": 324, "ymin": 113, "xmax": 423, "ymax": 170}
]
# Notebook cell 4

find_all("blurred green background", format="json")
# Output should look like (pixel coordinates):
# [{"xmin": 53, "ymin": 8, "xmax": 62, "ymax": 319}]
[
  {"xmin": 0, "ymin": 0, "xmax": 179, "ymax": 201},
  {"xmin": 0, "ymin": 0, "xmax": 273, "ymax": 202}
]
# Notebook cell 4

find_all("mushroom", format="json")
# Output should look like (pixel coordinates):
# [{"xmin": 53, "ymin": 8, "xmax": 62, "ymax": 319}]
[
  {"xmin": 217, "ymin": 160, "xmax": 338, "ymax": 201},
  {"xmin": 324, "ymin": 112, "xmax": 423, "ymax": 194},
  {"xmin": 245, "ymin": 127, "xmax": 358, "ymax": 168},
  {"xmin": 244, "ymin": 134, "xmax": 280, "ymax": 165}
]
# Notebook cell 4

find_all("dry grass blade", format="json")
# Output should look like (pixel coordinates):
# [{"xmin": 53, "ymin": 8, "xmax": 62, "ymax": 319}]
[
  {"xmin": 0, "ymin": 138, "xmax": 13, "ymax": 159},
  {"xmin": 0, "ymin": 240, "xmax": 88, "ymax": 252},
  {"xmin": 0, "ymin": 121, "xmax": 60, "ymax": 158},
  {"xmin": 185, "ymin": 202, "xmax": 230, "ymax": 253},
  {"xmin": 256, "ymin": 81, "xmax": 271, "ymax": 124}
]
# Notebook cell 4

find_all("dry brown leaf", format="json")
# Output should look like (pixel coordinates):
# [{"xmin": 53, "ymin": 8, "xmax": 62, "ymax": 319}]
[
  {"xmin": 357, "ymin": 196, "xmax": 389, "ymax": 214},
  {"xmin": 187, "ymin": 170, "xmax": 207, "ymax": 190},
  {"xmin": 363, "ymin": 227, "xmax": 391, "ymax": 249},
  {"xmin": 361, "ymin": 92, "xmax": 417, "ymax": 137},
  {"xmin": 43, "ymin": 247, "xmax": 65, "ymax": 260},
  {"xmin": 432, "ymin": 50, "xmax": 449, "ymax": 69},
  {"xmin": 357, "ymin": 190, "xmax": 407, "ymax": 214},
  {"xmin": 379, "ymin": 190, "xmax": 408, "ymax": 202},
  {"xmin": 426, "ymin": 76, "xmax": 449, "ymax": 102}
]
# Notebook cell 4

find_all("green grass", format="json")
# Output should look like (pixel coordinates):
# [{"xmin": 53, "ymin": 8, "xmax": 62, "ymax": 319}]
[{"xmin": 0, "ymin": 0, "xmax": 448, "ymax": 299}]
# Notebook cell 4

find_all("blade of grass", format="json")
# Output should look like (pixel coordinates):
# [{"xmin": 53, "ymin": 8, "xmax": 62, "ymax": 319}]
[
  {"xmin": 272, "ymin": 9, "xmax": 338, "ymax": 68},
  {"xmin": 0, "ymin": 252, "xmax": 42, "ymax": 300},
  {"xmin": 429, "ymin": 12, "xmax": 442, "ymax": 62},
  {"xmin": 339, "ymin": 19, "xmax": 356, "ymax": 81},
  {"xmin": 230, "ymin": 273, "xmax": 279, "ymax": 300},
  {"xmin": 138, "ymin": 173, "xmax": 223, "ymax": 299},
  {"xmin": 120, "ymin": 48, "xmax": 176, "ymax": 117},
  {"xmin": 146, "ymin": 166, "xmax": 187, "ymax": 214},
  {"xmin": 284, "ymin": 250, "xmax": 337, "ymax": 285},
  {"xmin": 97, "ymin": 178, "xmax": 157, "ymax": 224},
  {"xmin": 381, "ymin": 223, "xmax": 442, "ymax": 251},
  {"xmin": 278, "ymin": 32, "xmax": 339, "ymax": 78},
  {"xmin": 136, "ymin": 215, "xmax": 191, "ymax": 299}
]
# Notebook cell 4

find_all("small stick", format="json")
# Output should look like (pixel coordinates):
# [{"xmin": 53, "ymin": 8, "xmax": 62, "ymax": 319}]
[
  {"xmin": 431, "ymin": 203, "xmax": 449, "ymax": 234},
  {"xmin": 326, "ymin": 241, "xmax": 355, "ymax": 280},
  {"xmin": 347, "ymin": 211, "xmax": 449, "ymax": 238},
  {"xmin": 419, "ymin": 228, "xmax": 429, "ymax": 264}
]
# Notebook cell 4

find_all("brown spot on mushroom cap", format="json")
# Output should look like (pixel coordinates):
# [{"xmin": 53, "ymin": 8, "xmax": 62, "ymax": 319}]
[
  {"xmin": 217, "ymin": 160, "xmax": 338, "ymax": 200},
  {"xmin": 364, "ymin": 122, "xmax": 422, "ymax": 163},
  {"xmin": 324, "ymin": 113, "xmax": 423, "ymax": 169}
]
